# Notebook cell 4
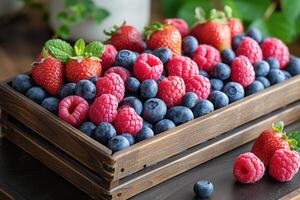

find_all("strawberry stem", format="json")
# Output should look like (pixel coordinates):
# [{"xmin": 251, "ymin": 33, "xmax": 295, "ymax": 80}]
[
  {"xmin": 103, "ymin": 21, "xmax": 126, "ymax": 36},
  {"xmin": 144, "ymin": 21, "xmax": 165, "ymax": 40}
]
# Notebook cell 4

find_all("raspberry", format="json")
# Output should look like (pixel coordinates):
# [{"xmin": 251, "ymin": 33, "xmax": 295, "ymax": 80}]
[
  {"xmin": 104, "ymin": 66, "xmax": 132, "ymax": 82},
  {"xmin": 186, "ymin": 75, "xmax": 211, "ymax": 100},
  {"xmin": 193, "ymin": 44, "xmax": 221, "ymax": 72},
  {"xmin": 162, "ymin": 18, "xmax": 189, "ymax": 37},
  {"xmin": 59, "ymin": 96, "xmax": 89, "ymax": 127},
  {"xmin": 233, "ymin": 152, "xmax": 265, "ymax": 184},
  {"xmin": 157, "ymin": 76, "xmax": 186, "ymax": 108},
  {"xmin": 96, "ymin": 73, "xmax": 125, "ymax": 102},
  {"xmin": 231, "ymin": 56, "xmax": 255, "ymax": 87},
  {"xmin": 236, "ymin": 37, "xmax": 262, "ymax": 64},
  {"xmin": 133, "ymin": 53, "xmax": 163, "ymax": 81},
  {"xmin": 269, "ymin": 149, "xmax": 300, "ymax": 182},
  {"xmin": 89, "ymin": 94, "xmax": 118, "ymax": 125},
  {"xmin": 114, "ymin": 107, "xmax": 143, "ymax": 136},
  {"xmin": 261, "ymin": 38, "xmax": 290, "ymax": 69},
  {"xmin": 101, "ymin": 44, "xmax": 118, "ymax": 71},
  {"xmin": 166, "ymin": 55, "xmax": 199, "ymax": 82}
]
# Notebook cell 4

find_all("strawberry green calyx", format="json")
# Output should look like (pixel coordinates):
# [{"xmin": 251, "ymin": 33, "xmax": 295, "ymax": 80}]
[
  {"xmin": 71, "ymin": 39, "xmax": 105, "ymax": 61},
  {"xmin": 144, "ymin": 22, "xmax": 166, "ymax": 40},
  {"xmin": 209, "ymin": 9, "xmax": 227, "ymax": 23},
  {"xmin": 194, "ymin": 7, "xmax": 206, "ymax": 23},
  {"xmin": 272, "ymin": 121, "xmax": 284, "ymax": 133},
  {"xmin": 45, "ymin": 39, "xmax": 73, "ymax": 63},
  {"xmin": 224, "ymin": 5, "xmax": 233, "ymax": 18},
  {"xmin": 74, "ymin": 39, "xmax": 85, "ymax": 56},
  {"xmin": 103, "ymin": 21, "xmax": 126, "ymax": 36}
]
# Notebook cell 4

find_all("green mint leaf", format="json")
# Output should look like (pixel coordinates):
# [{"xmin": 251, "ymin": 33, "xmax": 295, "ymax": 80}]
[
  {"xmin": 84, "ymin": 41, "xmax": 105, "ymax": 58},
  {"xmin": 92, "ymin": 7, "xmax": 109, "ymax": 24},
  {"xmin": 74, "ymin": 39, "xmax": 85, "ymax": 56},
  {"xmin": 282, "ymin": 0, "xmax": 300, "ymax": 20},
  {"xmin": 286, "ymin": 131, "xmax": 300, "ymax": 152},
  {"xmin": 56, "ymin": 25, "xmax": 71, "ymax": 40},
  {"xmin": 45, "ymin": 38, "xmax": 73, "ymax": 63},
  {"xmin": 272, "ymin": 121, "xmax": 284, "ymax": 133}
]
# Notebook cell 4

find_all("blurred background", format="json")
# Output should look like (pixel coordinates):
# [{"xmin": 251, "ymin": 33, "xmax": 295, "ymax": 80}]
[{"xmin": 0, "ymin": 0, "xmax": 300, "ymax": 82}]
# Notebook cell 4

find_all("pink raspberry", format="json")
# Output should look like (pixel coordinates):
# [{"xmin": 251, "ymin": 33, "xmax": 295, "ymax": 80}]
[
  {"xmin": 166, "ymin": 55, "xmax": 199, "ymax": 82},
  {"xmin": 193, "ymin": 44, "xmax": 221, "ymax": 72},
  {"xmin": 104, "ymin": 66, "xmax": 132, "ymax": 82},
  {"xmin": 134, "ymin": 53, "xmax": 163, "ymax": 82},
  {"xmin": 269, "ymin": 149, "xmax": 300, "ymax": 182},
  {"xmin": 185, "ymin": 75, "xmax": 211, "ymax": 100},
  {"xmin": 231, "ymin": 56, "xmax": 255, "ymax": 87},
  {"xmin": 59, "ymin": 96, "xmax": 89, "ymax": 127},
  {"xmin": 163, "ymin": 18, "xmax": 189, "ymax": 37},
  {"xmin": 89, "ymin": 94, "xmax": 118, "ymax": 125},
  {"xmin": 260, "ymin": 38, "xmax": 290, "ymax": 69},
  {"xmin": 96, "ymin": 73, "xmax": 125, "ymax": 102},
  {"xmin": 233, "ymin": 152, "xmax": 265, "ymax": 184},
  {"xmin": 157, "ymin": 76, "xmax": 185, "ymax": 108},
  {"xmin": 237, "ymin": 37, "xmax": 262, "ymax": 64},
  {"xmin": 101, "ymin": 44, "xmax": 118, "ymax": 71},
  {"xmin": 114, "ymin": 107, "xmax": 143, "ymax": 136}
]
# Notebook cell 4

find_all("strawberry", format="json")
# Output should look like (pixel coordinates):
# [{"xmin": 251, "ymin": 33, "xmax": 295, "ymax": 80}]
[
  {"xmin": 190, "ymin": 7, "xmax": 231, "ymax": 51},
  {"xmin": 162, "ymin": 18, "xmax": 189, "ymax": 37},
  {"xmin": 104, "ymin": 23, "xmax": 145, "ymax": 53},
  {"xmin": 145, "ymin": 22, "xmax": 182, "ymax": 55},
  {"xmin": 224, "ymin": 6, "xmax": 244, "ymax": 38}
]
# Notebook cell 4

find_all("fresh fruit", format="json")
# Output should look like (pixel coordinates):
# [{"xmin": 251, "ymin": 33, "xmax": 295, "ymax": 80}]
[
  {"xmin": 121, "ymin": 133, "xmax": 135, "ymax": 145},
  {"xmin": 162, "ymin": 18, "xmax": 189, "ymax": 37},
  {"xmin": 152, "ymin": 47, "xmax": 173, "ymax": 64},
  {"xmin": 246, "ymin": 27, "xmax": 263, "ymax": 43},
  {"xmin": 209, "ymin": 91, "xmax": 229, "ymax": 109},
  {"xmin": 114, "ymin": 107, "xmax": 143, "ymax": 136},
  {"xmin": 96, "ymin": 73, "xmax": 125, "ymax": 102},
  {"xmin": 145, "ymin": 22, "xmax": 182, "ymax": 55},
  {"xmin": 260, "ymin": 38, "xmax": 290, "ymax": 69},
  {"xmin": 266, "ymin": 57, "xmax": 280, "ymax": 69},
  {"xmin": 125, "ymin": 77, "xmax": 140, "ymax": 94},
  {"xmin": 154, "ymin": 119, "xmax": 176, "ymax": 134},
  {"xmin": 210, "ymin": 79, "xmax": 224, "ymax": 91},
  {"xmin": 133, "ymin": 53, "xmax": 164, "ymax": 82},
  {"xmin": 114, "ymin": 50, "xmax": 138, "ymax": 71},
  {"xmin": 254, "ymin": 61, "xmax": 270, "ymax": 77},
  {"xmin": 225, "ymin": 6, "xmax": 244, "ymax": 38},
  {"xmin": 142, "ymin": 98, "xmax": 167, "ymax": 123},
  {"xmin": 193, "ymin": 180, "xmax": 214, "ymax": 198},
  {"xmin": 140, "ymin": 79, "xmax": 158, "ymax": 99},
  {"xmin": 269, "ymin": 149, "xmax": 300, "ymax": 182},
  {"xmin": 233, "ymin": 152, "xmax": 265, "ymax": 184},
  {"xmin": 222, "ymin": 82, "xmax": 245, "ymax": 103},
  {"xmin": 232, "ymin": 34, "xmax": 245, "ymax": 49},
  {"xmin": 41, "ymin": 97, "xmax": 59, "ymax": 114},
  {"xmin": 230, "ymin": 56, "xmax": 255, "ymax": 87},
  {"xmin": 166, "ymin": 106, "xmax": 194, "ymax": 125},
  {"xmin": 286, "ymin": 57, "xmax": 300, "ymax": 76},
  {"xmin": 135, "ymin": 127, "xmax": 154, "ymax": 142},
  {"xmin": 59, "ymin": 83, "xmax": 76, "ymax": 99},
  {"xmin": 267, "ymin": 69, "xmax": 285, "ymax": 85},
  {"xmin": 75, "ymin": 80, "xmax": 96, "ymax": 102},
  {"xmin": 236, "ymin": 37, "xmax": 262, "ymax": 64},
  {"xmin": 213, "ymin": 63, "xmax": 231, "ymax": 80},
  {"xmin": 157, "ymin": 76, "xmax": 186, "ymax": 107},
  {"xmin": 119, "ymin": 96, "xmax": 143, "ymax": 116},
  {"xmin": 193, "ymin": 44, "xmax": 221, "ymax": 72},
  {"xmin": 246, "ymin": 81, "xmax": 264, "ymax": 95},
  {"xmin": 100, "ymin": 44, "xmax": 117, "ymax": 70},
  {"xmin": 143, "ymin": 121, "xmax": 153, "ymax": 130},
  {"xmin": 221, "ymin": 48, "xmax": 235, "ymax": 65},
  {"xmin": 256, "ymin": 77, "xmax": 271, "ymax": 88},
  {"xmin": 199, "ymin": 70, "xmax": 210, "ymax": 79},
  {"xmin": 193, "ymin": 100, "xmax": 214, "ymax": 118},
  {"xmin": 283, "ymin": 70, "xmax": 292, "ymax": 80},
  {"xmin": 89, "ymin": 94, "xmax": 118, "ymax": 124},
  {"xmin": 79, "ymin": 121, "xmax": 96, "ymax": 137},
  {"xmin": 59, "ymin": 96, "xmax": 89, "ymax": 127},
  {"xmin": 105, "ymin": 24, "xmax": 145, "ymax": 53},
  {"xmin": 185, "ymin": 75, "xmax": 211, "ymax": 100},
  {"xmin": 89, "ymin": 76, "xmax": 99, "ymax": 85},
  {"xmin": 107, "ymin": 135, "xmax": 130, "ymax": 153},
  {"xmin": 182, "ymin": 92, "xmax": 198, "ymax": 109},
  {"xmin": 94, "ymin": 122, "xmax": 117, "ymax": 145},
  {"xmin": 182, "ymin": 36, "xmax": 199, "ymax": 57},
  {"xmin": 26, "ymin": 87, "xmax": 47, "ymax": 104},
  {"xmin": 104, "ymin": 66, "xmax": 132, "ymax": 82},
  {"xmin": 12, "ymin": 74, "xmax": 33, "ymax": 94}
]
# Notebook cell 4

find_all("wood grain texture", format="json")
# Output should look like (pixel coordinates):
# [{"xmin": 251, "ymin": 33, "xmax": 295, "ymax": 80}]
[
  {"xmin": 113, "ymin": 76, "xmax": 300, "ymax": 180},
  {"xmin": 279, "ymin": 188, "xmax": 300, "ymax": 200}
]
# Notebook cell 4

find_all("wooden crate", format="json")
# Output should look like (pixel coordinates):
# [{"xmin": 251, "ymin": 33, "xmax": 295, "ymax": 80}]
[{"xmin": 1, "ymin": 75, "xmax": 300, "ymax": 199}]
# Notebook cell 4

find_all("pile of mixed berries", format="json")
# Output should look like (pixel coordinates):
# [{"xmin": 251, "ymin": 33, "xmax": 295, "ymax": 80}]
[{"xmin": 11, "ymin": 6, "xmax": 300, "ymax": 153}]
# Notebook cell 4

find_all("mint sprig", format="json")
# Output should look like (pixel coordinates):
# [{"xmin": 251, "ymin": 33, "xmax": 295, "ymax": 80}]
[
  {"xmin": 84, "ymin": 41, "xmax": 105, "ymax": 58},
  {"xmin": 74, "ymin": 39, "xmax": 85, "ymax": 56},
  {"xmin": 286, "ymin": 131, "xmax": 300, "ymax": 153},
  {"xmin": 45, "ymin": 39, "xmax": 73, "ymax": 63}
]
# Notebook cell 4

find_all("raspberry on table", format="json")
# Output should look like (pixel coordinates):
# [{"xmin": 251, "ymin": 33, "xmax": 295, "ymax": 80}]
[
  {"xmin": 233, "ymin": 152, "xmax": 265, "ymax": 184},
  {"xmin": 236, "ymin": 37, "xmax": 262, "ymax": 64},
  {"xmin": 193, "ymin": 44, "xmax": 221, "ymax": 72},
  {"xmin": 59, "ymin": 96, "xmax": 89, "ymax": 127},
  {"xmin": 104, "ymin": 66, "xmax": 132, "ymax": 82},
  {"xmin": 88, "ymin": 94, "xmax": 118, "ymax": 125},
  {"xmin": 100, "ymin": 44, "xmax": 117, "ymax": 71},
  {"xmin": 185, "ymin": 75, "xmax": 211, "ymax": 100},
  {"xmin": 231, "ymin": 56, "xmax": 255, "ymax": 87}
]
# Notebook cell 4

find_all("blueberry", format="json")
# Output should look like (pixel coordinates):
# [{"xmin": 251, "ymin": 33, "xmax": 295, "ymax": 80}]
[
  {"xmin": 156, "ymin": 75, "xmax": 166, "ymax": 84},
  {"xmin": 41, "ymin": 97, "xmax": 59, "ymax": 114},
  {"xmin": 114, "ymin": 50, "xmax": 137, "ymax": 71},
  {"xmin": 140, "ymin": 79, "xmax": 158, "ymax": 99},
  {"xmin": 75, "ymin": 80, "xmax": 96, "ymax": 101},
  {"xmin": 152, "ymin": 48, "xmax": 172, "ymax": 64},
  {"xmin": 166, "ymin": 106, "xmax": 194, "ymax": 125},
  {"xmin": 193, "ymin": 100, "xmax": 214, "ymax": 118},
  {"xmin": 221, "ymin": 48, "xmax": 235, "ymax": 65},
  {"xmin": 266, "ymin": 58, "xmax": 280, "ymax": 69},
  {"xmin": 246, "ymin": 81, "xmax": 264, "ymax": 96},
  {"xmin": 125, "ymin": 77, "xmax": 140, "ymax": 94},
  {"xmin": 254, "ymin": 61, "xmax": 270, "ymax": 77},
  {"xmin": 199, "ymin": 70, "xmax": 210, "ymax": 79},
  {"xmin": 154, "ymin": 119, "xmax": 175, "ymax": 134},
  {"xmin": 247, "ymin": 27, "xmax": 263, "ymax": 43},
  {"xmin": 283, "ymin": 70, "xmax": 292, "ymax": 80},
  {"xmin": 143, "ymin": 121, "xmax": 153, "ymax": 129},
  {"xmin": 182, "ymin": 92, "xmax": 198, "ymax": 109},
  {"xmin": 256, "ymin": 77, "xmax": 271, "ymax": 88},
  {"xmin": 267, "ymin": 69, "xmax": 285, "ymax": 85},
  {"xmin": 107, "ymin": 136, "xmax": 130, "ymax": 153},
  {"xmin": 222, "ymin": 82, "xmax": 245, "ymax": 103},
  {"xmin": 121, "ymin": 133, "xmax": 135, "ymax": 145},
  {"xmin": 26, "ymin": 87, "xmax": 47, "ymax": 104},
  {"xmin": 89, "ymin": 76, "xmax": 99, "ymax": 85},
  {"xmin": 119, "ymin": 96, "xmax": 143, "ymax": 116},
  {"xmin": 232, "ymin": 34, "xmax": 245, "ymax": 49},
  {"xmin": 79, "ymin": 121, "xmax": 96, "ymax": 137},
  {"xmin": 135, "ymin": 127, "xmax": 154, "ymax": 142},
  {"xmin": 94, "ymin": 122, "xmax": 116, "ymax": 145},
  {"xmin": 12, "ymin": 74, "xmax": 33, "ymax": 93},
  {"xmin": 209, "ymin": 91, "xmax": 229, "ymax": 109},
  {"xmin": 210, "ymin": 79, "xmax": 224, "ymax": 91},
  {"xmin": 194, "ymin": 180, "xmax": 214, "ymax": 198},
  {"xmin": 287, "ymin": 57, "xmax": 300, "ymax": 76},
  {"xmin": 213, "ymin": 63, "xmax": 231, "ymax": 80},
  {"xmin": 59, "ymin": 83, "xmax": 76, "ymax": 99},
  {"xmin": 143, "ymin": 98, "xmax": 167, "ymax": 123},
  {"xmin": 182, "ymin": 36, "xmax": 199, "ymax": 56}
]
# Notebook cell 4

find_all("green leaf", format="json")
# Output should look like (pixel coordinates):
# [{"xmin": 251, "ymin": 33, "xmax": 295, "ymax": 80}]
[
  {"xmin": 295, "ymin": 15, "xmax": 300, "ymax": 34},
  {"xmin": 92, "ymin": 7, "xmax": 109, "ymax": 24},
  {"xmin": 250, "ymin": 19, "xmax": 270, "ymax": 36},
  {"xmin": 45, "ymin": 38, "xmax": 73, "ymax": 63},
  {"xmin": 286, "ymin": 131, "xmax": 300, "ymax": 152},
  {"xmin": 272, "ymin": 121, "xmax": 284, "ymax": 133},
  {"xmin": 74, "ymin": 39, "xmax": 85, "ymax": 56},
  {"xmin": 161, "ymin": 0, "xmax": 183, "ymax": 17},
  {"xmin": 282, "ymin": 0, "xmax": 300, "ymax": 20},
  {"xmin": 84, "ymin": 41, "xmax": 105, "ymax": 58}
]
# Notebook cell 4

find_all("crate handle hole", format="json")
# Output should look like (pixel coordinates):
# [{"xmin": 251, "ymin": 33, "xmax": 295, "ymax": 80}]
[
  {"xmin": 117, "ymin": 193, "xmax": 122, "ymax": 197},
  {"xmin": 143, "ymin": 164, "xmax": 147, "ymax": 168},
  {"xmin": 120, "ymin": 168, "xmax": 125, "ymax": 172}
]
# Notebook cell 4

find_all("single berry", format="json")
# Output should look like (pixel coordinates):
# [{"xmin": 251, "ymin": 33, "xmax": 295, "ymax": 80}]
[
  {"xmin": 59, "ymin": 83, "xmax": 76, "ymax": 99},
  {"xmin": 213, "ymin": 63, "xmax": 231, "ymax": 80},
  {"xmin": 114, "ymin": 50, "xmax": 137, "ymax": 71},
  {"xmin": 107, "ymin": 136, "xmax": 130, "ymax": 153},
  {"xmin": 152, "ymin": 48, "xmax": 172, "ymax": 64},
  {"xmin": 182, "ymin": 36, "xmax": 199, "ymax": 57},
  {"xmin": 256, "ymin": 77, "xmax": 271, "ymax": 88},
  {"xmin": 156, "ymin": 75, "xmax": 166, "ymax": 84},
  {"xmin": 143, "ymin": 98, "xmax": 167, "ymax": 123},
  {"xmin": 121, "ymin": 133, "xmax": 135, "ymax": 145},
  {"xmin": 286, "ymin": 57, "xmax": 300, "ymax": 76},
  {"xmin": 193, "ymin": 44, "xmax": 221, "ymax": 72},
  {"xmin": 185, "ymin": 75, "xmax": 211, "ymax": 100},
  {"xmin": 119, "ymin": 96, "xmax": 143, "ymax": 116},
  {"xmin": 232, "ymin": 34, "xmax": 245, "ymax": 49},
  {"xmin": 135, "ymin": 127, "xmax": 154, "ymax": 142},
  {"xmin": 182, "ymin": 92, "xmax": 198, "ymax": 109},
  {"xmin": 210, "ymin": 79, "xmax": 224, "ymax": 91},
  {"xmin": 246, "ymin": 81, "xmax": 264, "ymax": 96},
  {"xmin": 41, "ymin": 97, "xmax": 59, "ymax": 114},
  {"xmin": 26, "ymin": 87, "xmax": 47, "ymax": 104},
  {"xmin": 233, "ymin": 152, "xmax": 265, "ymax": 184},
  {"xmin": 199, "ymin": 70, "xmax": 210, "ymax": 79},
  {"xmin": 154, "ymin": 119, "xmax": 176, "ymax": 134},
  {"xmin": 223, "ymin": 82, "xmax": 245, "ymax": 103},
  {"xmin": 193, "ymin": 180, "xmax": 214, "ymax": 198},
  {"xmin": 143, "ymin": 121, "xmax": 153, "ymax": 129},
  {"xmin": 221, "ymin": 48, "xmax": 235, "ymax": 65},
  {"xmin": 12, "ymin": 74, "xmax": 33, "ymax": 93},
  {"xmin": 267, "ymin": 69, "xmax": 285, "ymax": 85},
  {"xmin": 266, "ymin": 57, "xmax": 280, "ymax": 69},
  {"xmin": 162, "ymin": 18, "xmax": 189, "ymax": 37},
  {"xmin": 254, "ymin": 61, "xmax": 270, "ymax": 77},
  {"xmin": 283, "ymin": 70, "xmax": 292, "ymax": 80},
  {"xmin": 237, "ymin": 37, "xmax": 262, "ymax": 64},
  {"xmin": 89, "ymin": 76, "xmax": 99, "ymax": 85},
  {"xmin": 104, "ymin": 66, "xmax": 132, "ymax": 82},
  {"xmin": 166, "ymin": 106, "xmax": 194, "ymax": 126},
  {"xmin": 193, "ymin": 100, "xmax": 214, "ymax": 118},
  {"xmin": 209, "ymin": 91, "xmax": 229, "ymax": 109},
  {"xmin": 231, "ymin": 56, "xmax": 255, "ymax": 87},
  {"xmin": 94, "ymin": 122, "xmax": 116, "ymax": 145},
  {"xmin": 125, "ymin": 77, "xmax": 140, "ymax": 94},
  {"xmin": 100, "ymin": 44, "xmax": 117, "ymax": 70},
  {"xmin": 246, "ymin": 27, "xmax": 263, "ymax": 43},
  {"xmin": 75, "ymin": 80, "xmax": 96, "ymax": 102},
  {"xmin": 140, "ymin": 79, "xmax": 158, "ymax": 99},
  {"xmin": 79, "ymin": 121, "xmax": 96, "ymax": 137}
]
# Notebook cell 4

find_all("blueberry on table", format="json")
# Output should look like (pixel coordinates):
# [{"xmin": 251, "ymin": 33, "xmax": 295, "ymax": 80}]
[
  {"xmin": 26, "ymin": 87, "xmax": 47, "ymax": 104},
  {"xmin": 75, "ymin": 80, "xmax": 96, "ymax": 101},
  {"xmin": 182, "ymin": 92, "xmax": 198, "ymax": 109},
  {"xmin": 121, "ymin": 133, "xmax": 135, "ymax": 145},
  {"xmin": 152, "ymin": 47, "xmax": 172, "ymax": 64},
  {"xmin": 79, "ymin": 121, "xmax": 96, "ymax": 137},
  {"xmin": 125, "ymin": 77, "xmax": 140, "ymax": 94},
  {"xmin": 247, "ymin": 27, "xmax": 263, "ymax": 43},
  {"xmin": 140, "ymin": 79, "xmax": 158, "ymax": 99},
  {"xmin": 166, "ymin": 106, "xmax": 194, "ymax": 125},
  {"xmin": 59, "ymin": 83, "xmax": 76, "ymax": 99},
  {"xmin": 12, "ymin": 74, "xmax": 33, "ymax": 93},
  {"xmin": 222, "ymin": 82, "xmax": 245, "ymax": 103},
  {"xmin": 286, "ymin": 57, "xmax": 300, "ymax": 76},
  {"xmin": 210, "ymin": 79, "xmax": 224, "ymax": 91},
  {"xmin": 199, "ymin": 70, "xmax": 210, "ymax": 79},
  {"xmin": 254, "ymin": 61, "xmax": 270, "ymax": 77},
  {"xmin": 119, "ymin": 96, "xmax": 143, "ymax": 116},
  {"xmin": 154, "ymin": 119, "xmax": 176, "ymax": 134},
  {"xmin": 266, "ymin": 58, "xmax": 280, "ymax": 69},
  {"xmin": 209, "ymin": 91, "xmax": 229, "ymax": 109},
  {"xmin": 182, "ymin": 36, "xmax": 198, "ymax": 57},
  {"xmin": 267, "ymin": 69, "xmax": 285, "ymax": 85},
  {"xmin": 143, "ymin": 98, "xmax": 167, "ymax": 123},
  {"xmin": 194, "ymin": 180, "xmax": 214, "ymax": 198},
  {"xmin": 135, "ymin": 127, "xmax": 154, "ymax": 142},
  {"xmin": 213, "ymin": 63, "xmax": 231, "ymax": 80},
  {"xmin": 221, "ymin": 48, "xmax": 235, "ymax": 65},
  {"xmin": 256, "ymin": 77, "xmax": 271, "ymax": 88},
  {"xmin": 107, "ymin": 136, "xmax": 130, "ymax": 153},
  {"xmin": 193, "ymin": 100, "xmax": 214, "ymax": 118},
  {"xmin": 41, "ymin": 97, "xmax": 59, "ymax": 114},
  {"xmin": 94, "ymin": 122, "xmax": 116, "ymax": 145},
  {"xmin": 282, "ymin": 70, "xmax": 292, "ymax": 80},
  {"xmin": 114, "ymin": 50, "xmax": 137, "ymax": 71},
  {"xmin": 142, "ymin": 121, "xmax": 153, "ymax": 129},
  {"xmin": 246, "ymin": 80, "xmax": 264, "ymax": 96}
]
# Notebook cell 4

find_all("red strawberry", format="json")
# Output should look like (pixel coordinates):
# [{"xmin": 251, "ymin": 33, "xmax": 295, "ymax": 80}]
[
  {"xmin": 224, "ymin": 5, "xmax": 244, "ymax": 38},
  {"xmin": 145, "ymin": 22, "xmax": 182, "ymax": 55},
  {"xmin": 105, "ymin": 23, "xmax": 145, "ymax": 53},
  {"xmin": 162, "ymin": 18, "xmax": 189, "ymax": 37}
]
